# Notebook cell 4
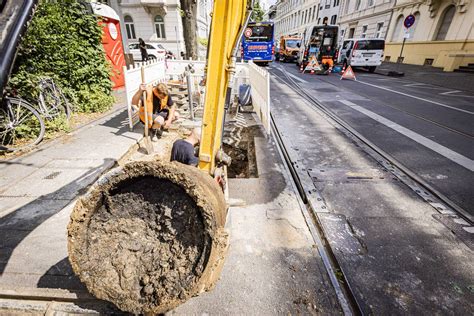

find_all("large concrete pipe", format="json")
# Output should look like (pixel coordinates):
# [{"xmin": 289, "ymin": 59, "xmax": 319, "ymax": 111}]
[{"xmin": 67, "ymin": 161, "xmax": 229, "ymax": 314}]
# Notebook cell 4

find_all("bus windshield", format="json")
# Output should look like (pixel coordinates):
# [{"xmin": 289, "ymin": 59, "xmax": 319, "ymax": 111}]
[
  {"xmin": 285, "ymin": 39, "xmax": 300, "ymax": 48},
  {"xmin": 244, "ymin": 23, "xmax": 273, "ymax": 43}
]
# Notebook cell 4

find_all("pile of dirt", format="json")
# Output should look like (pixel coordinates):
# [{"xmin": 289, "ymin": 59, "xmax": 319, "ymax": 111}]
[{"xmin": 68, "ymin": 161, "xmax": 229, "ymax": 314}]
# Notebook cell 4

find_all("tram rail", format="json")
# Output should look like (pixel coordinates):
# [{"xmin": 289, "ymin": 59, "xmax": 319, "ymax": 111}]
[{"xmin": 270, "ymin": 68, "xmax": 473, "ymax": 225}]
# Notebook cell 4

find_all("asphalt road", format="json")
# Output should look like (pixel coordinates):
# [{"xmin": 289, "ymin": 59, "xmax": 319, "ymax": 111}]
[{"xmin": 269, "ymin": 62, "xmax": 474, "ymax": 218}]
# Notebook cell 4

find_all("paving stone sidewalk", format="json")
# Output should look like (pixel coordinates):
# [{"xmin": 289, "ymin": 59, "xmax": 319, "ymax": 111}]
[{"xmin": 0, "ymin": 106, "xmax": 143, "ymax": 293}]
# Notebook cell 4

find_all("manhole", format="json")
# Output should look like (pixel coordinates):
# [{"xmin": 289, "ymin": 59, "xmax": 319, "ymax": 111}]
[{"xmin": 44, "ymin": 171, "xmax": 62, "ymax": 180}]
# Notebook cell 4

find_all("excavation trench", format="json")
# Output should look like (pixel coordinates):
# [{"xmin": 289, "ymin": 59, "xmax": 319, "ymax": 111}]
[{"xmin": 68, "ymin": 161, "xmax": 228, "ymax": 314}]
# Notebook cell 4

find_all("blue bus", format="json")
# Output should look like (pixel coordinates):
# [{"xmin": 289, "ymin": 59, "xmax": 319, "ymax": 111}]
[{"xmin": 241, "ymin": 21, "xmax": 274, "ymax": 65}]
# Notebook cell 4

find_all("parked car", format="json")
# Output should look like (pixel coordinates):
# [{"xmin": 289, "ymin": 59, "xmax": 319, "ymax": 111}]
[
  {"xmin": 129, "ymin": 42, "xmax": 166, "ymax": 61},
  {"xmin": 338, "ymin": 38, "xmax": 385, "ymax": 72}
]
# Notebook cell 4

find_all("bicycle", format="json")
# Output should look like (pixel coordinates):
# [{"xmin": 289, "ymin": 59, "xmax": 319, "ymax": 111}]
[
  {"xmin": 0, "ymin": 78, "xmax": 71, "ymax": 152},
  {"xmin": 37, "ymin": 77, "xmax": 72, "ymax": 120},
  {"xmin": 0, "ymin": 96, "xmax": 45, "ymax": 151}
]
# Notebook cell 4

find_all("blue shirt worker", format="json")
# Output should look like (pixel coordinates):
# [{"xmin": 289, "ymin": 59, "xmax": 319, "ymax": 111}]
[{"xmin": 171, "ymin": 127, "xmax": 201, "ymax": 166}]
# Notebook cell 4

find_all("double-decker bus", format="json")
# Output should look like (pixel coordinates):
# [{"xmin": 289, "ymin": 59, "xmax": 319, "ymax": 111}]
[
  {"xmin": 241, "ymin": 21, "xmax": 274, "ymax": 65},
  {"xmin": 296, "ymin": 24, "xmax": 339, "ymax": 68}
]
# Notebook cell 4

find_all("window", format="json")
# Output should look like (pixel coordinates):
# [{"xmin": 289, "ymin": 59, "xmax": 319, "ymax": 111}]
[
  {"xmin": 199, "ymin": 0, "xmax": 206, "ymax": 19},
  {"xmin": 325, "ymin": 0, "xmax": 331, "ymax": 9},
  {"xmin": 368, "ymin": 0, "xmax": 374, "ymax": 7},
  {"xmin": 348, "ymin": 28, "xmax": 355, "ymax": 38},
  {"xmin": 361, "ymin": 25, "xmax": 368, "ymax": 38},
  {"xmin": 330, "ymin": 15, "xmax": 337, "ymax": 24},
  {"xmin": 435, "ymin": 5, "xmax": 455, "ymax": 40},
  {"xmin": 342, "ymin": 40, "xmax": 352, "ymax": 49},
  {"xmin": 154, "ymin": 15, "xmax": 166, "ymax": 39},
  {"xmin": 309, "ymin": 8, "xmax": 312, "ymax": 22},
  {"xmin": 375, "ymin": 22, "xmax": 383, "ymax": 38},
  {"xmin": 312, "ymin": 5, "xmax": 317, "ymax": 21},
  {"xmin": 124, "ymin": 15, "xmax": 136, "ymax": 40},
  {"xmin": 391, "ymin": 15, "xmax": 404, "ymax": 42},
  {"xmin": 355, "ymin": 0, "xmax": 361, "ymax": 10},
  {"xmin": 344, "ymin": 0, "xmax": 350, "ymax": 14}
]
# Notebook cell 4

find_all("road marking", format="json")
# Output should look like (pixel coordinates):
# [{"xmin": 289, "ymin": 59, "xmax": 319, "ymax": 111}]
[
  {"xmin": 357, "ymin": 80, "xmax": 474, "ymax": 115},
  {"xmin": 440, "ymin": 90, "xmax": 461, "ymax": 95},
  {"xmin": 403, "ymin": 83, "xmax": 427, "ymax": 87},
  {"xmin": 288, "ymin": 72, "xmax": 308, "ymax": 83},
  {"xmin": 376, "ymin": 78, "xmax": 399, "ymax": 81},
  {"xmin": 339, "ymin": 100, "xmax": 474, "ymax": 172}
]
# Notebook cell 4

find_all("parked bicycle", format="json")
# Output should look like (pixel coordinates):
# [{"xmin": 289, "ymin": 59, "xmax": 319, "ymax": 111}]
[{"xmin": 0, "ymin": 78, "xmax": 71, "ymax": 152}]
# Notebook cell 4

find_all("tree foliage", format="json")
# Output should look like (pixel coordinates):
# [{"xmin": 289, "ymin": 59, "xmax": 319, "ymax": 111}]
[
  {"xmin": 8, "ymin": 0, "xmax": 113, "ymax": 113},
  {"xmin": 251, "ymin": 0, "xmax": 265, "ymax": 22}
]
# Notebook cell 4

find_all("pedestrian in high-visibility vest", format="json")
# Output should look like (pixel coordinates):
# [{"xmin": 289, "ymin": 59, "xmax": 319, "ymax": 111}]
[{"xmin": 131, "ymin": 83, "xmax": 179, "ymax": 141}]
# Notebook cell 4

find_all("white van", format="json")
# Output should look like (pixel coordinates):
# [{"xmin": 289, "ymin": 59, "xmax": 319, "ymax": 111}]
[{"xmin": 338, "ymin": 38, "xmax": 385, "ymax": 72}]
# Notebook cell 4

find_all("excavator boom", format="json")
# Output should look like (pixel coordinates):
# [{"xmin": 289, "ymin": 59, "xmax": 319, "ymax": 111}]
[{"xmin": 199, "ymin": 0, "xmax": 249, "ymax": 173}]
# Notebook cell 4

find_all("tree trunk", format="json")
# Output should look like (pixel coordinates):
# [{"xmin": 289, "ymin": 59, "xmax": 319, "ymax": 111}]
[{"xmin": 179, "ymin": 0, "xmax": 198, "ymax": 60}]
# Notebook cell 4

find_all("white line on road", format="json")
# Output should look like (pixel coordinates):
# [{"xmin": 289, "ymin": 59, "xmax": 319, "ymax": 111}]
[
  {"xmin": 357, "ymin": 80, "xmax": 474, "ymax": 115},
  {"xmin": 440, "ymin": 90, "xmax": 461, "ymax": 95},
  {"xmin": 288, "ymin": 72, "xmax": 308, "ymax": 83},
  {"xmin": 339, "ymin": 100, "xmax": 474, "ymax": 171},
  {"xmin": 403, "ymin": 83, "xmax": 427, "ymax": 87}
]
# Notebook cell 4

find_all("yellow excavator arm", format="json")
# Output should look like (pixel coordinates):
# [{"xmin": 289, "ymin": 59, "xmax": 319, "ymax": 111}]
[{"xmin": 198, "ymin": 0, "xmax": 250, "ymax": 174}]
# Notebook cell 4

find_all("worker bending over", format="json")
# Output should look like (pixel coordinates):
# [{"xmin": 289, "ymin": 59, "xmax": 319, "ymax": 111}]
[
  {"xmin": 171, "ymin": 127, "xmax": 201, "ymax": 166},
  {"xmin": 131, "ymin": 83, "xmax": 178, "ymax": 141}
]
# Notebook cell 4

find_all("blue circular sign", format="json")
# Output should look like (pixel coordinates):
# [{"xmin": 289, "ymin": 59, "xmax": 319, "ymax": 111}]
[{"xmin": 404, "ymin": 14, "xmax": 416, "ymax": 28}]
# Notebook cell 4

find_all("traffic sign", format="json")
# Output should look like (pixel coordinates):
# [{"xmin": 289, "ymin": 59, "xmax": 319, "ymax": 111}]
[
  {"xmin": 404, "ymin": 14, "xmax": 416, "ymax": 28},
  {"xmin": 244, "ymin": 28, "xmax": 252, "ymax": 38}
]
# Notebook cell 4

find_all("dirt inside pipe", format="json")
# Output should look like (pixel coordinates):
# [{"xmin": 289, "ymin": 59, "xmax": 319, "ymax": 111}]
[{"xmin": 68, "ymin": 162, "xmax": 228, "ymax": 314}]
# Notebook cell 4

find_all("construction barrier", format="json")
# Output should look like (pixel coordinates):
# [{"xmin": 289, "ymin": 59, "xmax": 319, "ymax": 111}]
[
  {"xmin": 123, "ymin": 58, "xmax": 167, "ymax": 129},
  {"xmin": 248, "ymin": 61, "xmax": 271, "ymax": 134}
]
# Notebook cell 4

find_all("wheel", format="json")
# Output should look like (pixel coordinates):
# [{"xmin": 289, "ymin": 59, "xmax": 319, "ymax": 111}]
[
  {"xmin": 148, "ymin": 55, "xmax": 156, "ymax": 60},
  {"xmin": 0, "ymin": 97, "xmax": 45, "ymax": 151},
  {"xmin": 368, "ymin": 66, "xmax": 377, "ymax": 73},
  {"xmin": 39, "ymin": 79, "xmax": 72, "ymax": 120}
]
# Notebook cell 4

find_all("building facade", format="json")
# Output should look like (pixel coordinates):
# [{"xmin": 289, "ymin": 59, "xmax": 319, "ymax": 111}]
[
  {"xmin": 96, "ymin": 0, "xmax": 211, "ymax": 59},
  {"xmin": 318, "ymin": 0, "xmax": 341, "ymax": 25},
  {"xmin": 384, "ymin": 0, "xmax": 474, "ymax": 71},
  {"xmin": 338, "ymin": 0, "xmax": 395, "ymax": 43},
  {"xmin": 274, "ymin": 0, "xmax": 322, "ymax": 41}
]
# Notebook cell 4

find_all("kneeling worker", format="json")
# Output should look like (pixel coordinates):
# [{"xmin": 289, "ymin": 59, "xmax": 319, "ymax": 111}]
[
  {"xmin": 131, "ymin": 83, "xmax": 178, "ymax": 141},
  {"xmin": 171, "ymin": 127, "xmax": 201, "ymax": 166}
]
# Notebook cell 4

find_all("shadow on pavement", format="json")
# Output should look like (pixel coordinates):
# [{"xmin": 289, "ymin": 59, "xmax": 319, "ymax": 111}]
[{"xmin": 0, "ymin": 158, "xmax": 115, "ymax": 275}]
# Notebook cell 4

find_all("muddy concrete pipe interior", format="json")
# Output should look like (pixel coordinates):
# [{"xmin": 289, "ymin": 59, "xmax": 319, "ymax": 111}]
[{"xmin": 67, "ymin": 161, "xmax": 229, "ymax": 314}]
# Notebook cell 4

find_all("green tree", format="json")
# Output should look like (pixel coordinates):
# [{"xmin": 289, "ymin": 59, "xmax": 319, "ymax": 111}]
[
  {"xmin": 251, "ymin": 0, "xmax": 265, "ymax": 22},
  {"xmin": 9, "ymin": 0, "xmax": 114, "ymax": 113}
]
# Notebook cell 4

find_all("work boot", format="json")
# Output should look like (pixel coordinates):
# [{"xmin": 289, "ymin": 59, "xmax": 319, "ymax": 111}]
[{"xmin": 151, "ymin": 128, "xmax": 159, "ymax": 142}]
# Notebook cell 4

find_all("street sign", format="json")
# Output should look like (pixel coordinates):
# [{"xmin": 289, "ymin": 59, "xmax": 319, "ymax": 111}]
[
  {"xmin": 404, "ymin": 14, "xmax": 416, "ymax": 28},
  {"xmin": 244, "ymin": 28, "xmax": 252, "ymax": 38}
]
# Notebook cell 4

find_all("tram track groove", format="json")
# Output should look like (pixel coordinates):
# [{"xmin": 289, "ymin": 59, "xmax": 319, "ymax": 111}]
[
  {"xmin": 270, "ymin": 67, "xmax": 473, "ymax": 225},
  {"xmin": 270, "ymin": 115, "xmax": 362, "ymax": 316}
]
